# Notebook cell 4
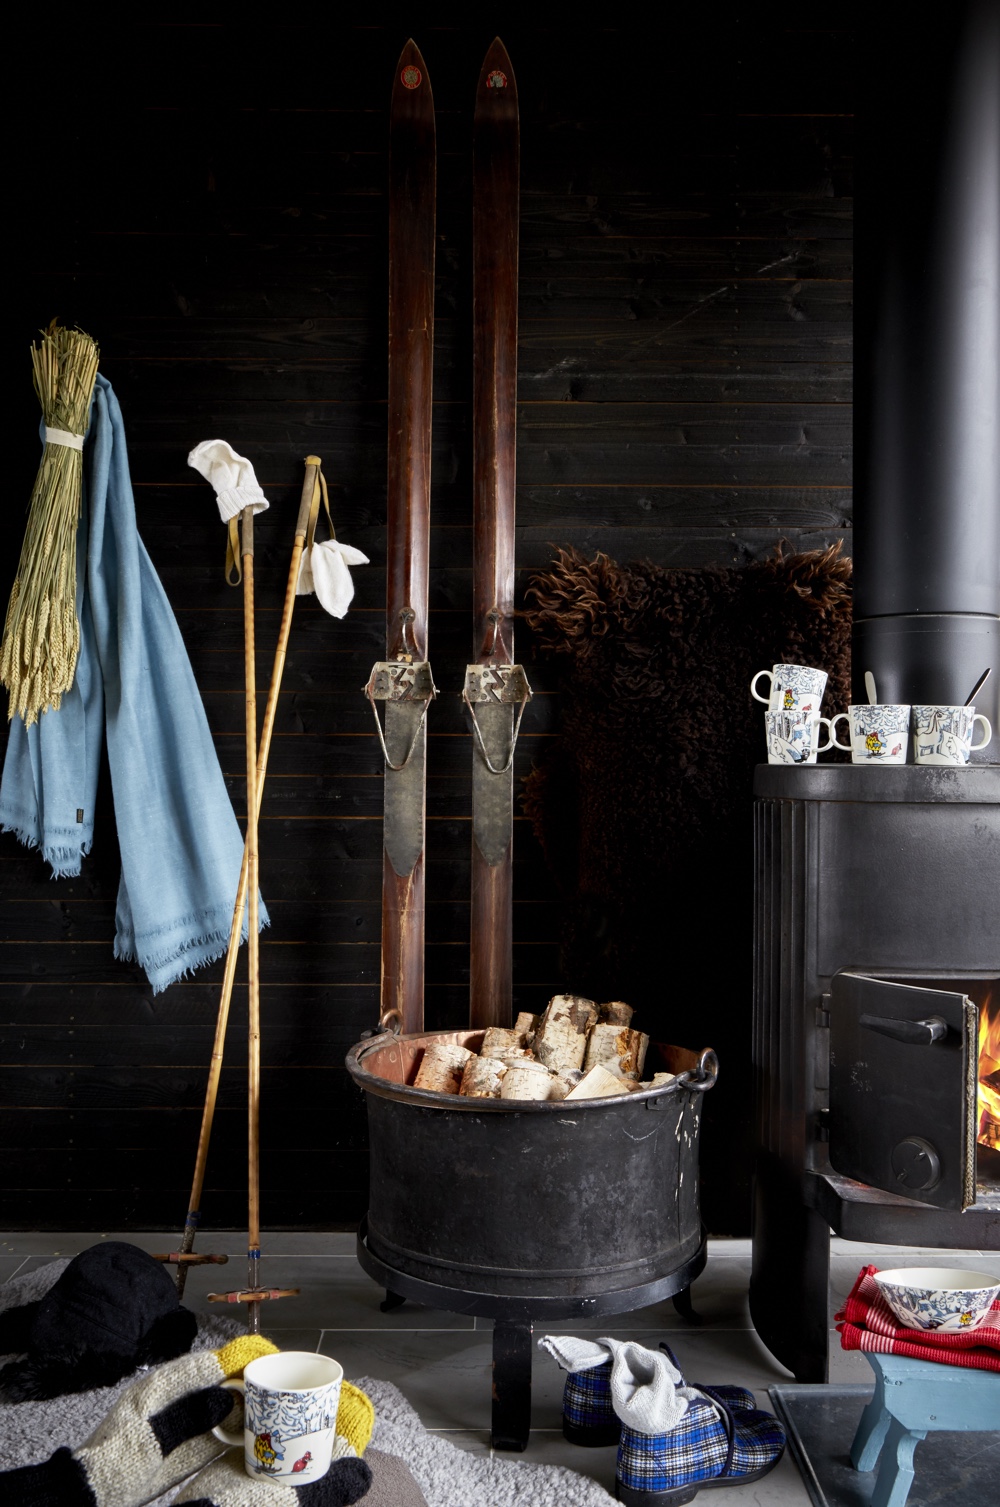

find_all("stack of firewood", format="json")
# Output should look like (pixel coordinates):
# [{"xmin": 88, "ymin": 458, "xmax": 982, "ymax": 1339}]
[{"xmin": 411, "ymin": 995, "xmax": 675, "ymax": 1100}]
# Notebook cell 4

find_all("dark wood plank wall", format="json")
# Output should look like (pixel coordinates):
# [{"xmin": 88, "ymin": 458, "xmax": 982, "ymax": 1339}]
[{"xmin": 0, "ymin": 18, "xmax": 852, "ymax": 1232}]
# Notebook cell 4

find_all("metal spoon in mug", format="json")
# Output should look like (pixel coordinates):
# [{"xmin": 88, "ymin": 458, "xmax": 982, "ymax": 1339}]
[
  {"xmin": 965, "ymin": 667, "xmax": 991, "ymax": 707},
  {"xmin": 864, "ymin": 670, "xmax": 877, "ymax": 706}
]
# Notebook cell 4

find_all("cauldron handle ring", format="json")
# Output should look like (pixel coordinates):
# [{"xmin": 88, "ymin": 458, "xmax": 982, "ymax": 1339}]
[{"xmin": 682, "ymin": 1048, "xmax": 718, "ymax": 1092}]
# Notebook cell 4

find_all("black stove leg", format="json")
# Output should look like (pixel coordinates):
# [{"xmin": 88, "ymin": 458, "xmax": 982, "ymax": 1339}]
[
  {"xmin": 750, "ymin": 1157, "xmax": 830, "ymax": 1382},
  {"xmin": 380, "ymin": 1290, "xmax": 406, "ymax": 1312},
  {"xmin": 492, "ymin": 1320, "xmax": 533, "ymax": 1451}
]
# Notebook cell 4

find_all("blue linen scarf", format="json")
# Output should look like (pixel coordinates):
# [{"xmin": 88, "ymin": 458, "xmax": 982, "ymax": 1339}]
[{"xmin": 0, "ymin": 375, "xmax": 267, "ymax": 991}]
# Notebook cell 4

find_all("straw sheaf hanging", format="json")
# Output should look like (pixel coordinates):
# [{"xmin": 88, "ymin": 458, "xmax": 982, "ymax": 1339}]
[{"xmin": 1, "ymin": 320, "xmax": 100, "ymax": 725}]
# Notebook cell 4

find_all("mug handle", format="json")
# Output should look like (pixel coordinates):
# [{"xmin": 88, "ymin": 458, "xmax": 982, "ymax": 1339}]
[
  {"xmin": 971, "ymin": 713, "xmax": 992, "ymax": 751},
  {"xmin": 815, "ymin": 716, "xmax": 834, "ymax": 754},
  {"xmin": 829, "ymin": 712, "xmax": 851, "ymax": 752},
  {"xmin": 211, "ymin": 1378, "xmax": 245, "ymax": 1446},
  {"xmin": 750, "ymin": 669, "xmax": 773, "ymax": 705}
]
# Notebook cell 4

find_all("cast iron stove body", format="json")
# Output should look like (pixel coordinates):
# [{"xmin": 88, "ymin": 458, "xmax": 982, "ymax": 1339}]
[{"xmin": 750, "ymin": 763, "xmax": 999, "ymax": 1382}]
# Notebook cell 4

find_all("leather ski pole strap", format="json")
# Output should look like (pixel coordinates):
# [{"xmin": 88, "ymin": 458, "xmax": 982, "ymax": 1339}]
[{"xmin": 225, "ymin": 515, "xmax": 242, "ymax": 585}]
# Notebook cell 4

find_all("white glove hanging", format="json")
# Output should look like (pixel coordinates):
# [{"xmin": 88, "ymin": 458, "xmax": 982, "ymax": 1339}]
[
  {"xmin": 294, "ymin": 468, "xmax": 369, "ymax": 618},
  {"xmin": 297, "ymin": 538, "xmax": 370, "ymax": 619},
  {"xmin": 187, "ymin": 439, "xmax": 270, "ymax": 522}
]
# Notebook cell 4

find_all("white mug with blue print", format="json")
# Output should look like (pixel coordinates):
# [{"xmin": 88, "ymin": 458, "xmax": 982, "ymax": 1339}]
[
  {"xmin": 765, "ymin": 708, "xmax": 834, "ymax": 764},
  {"xmin": 912, "ymin": 704, "xmax": 992, "ymax": 765},
  {"xmin": 830, "ymin": 704, "xmax": 910, "ymax": 764},
  {"xmin": 751, "ymin": 662, "xmax": 828, "ymax": 716},
  {"xmin": 213, "ymin": 1349, "xmax": 343, "ymax": 1484}
]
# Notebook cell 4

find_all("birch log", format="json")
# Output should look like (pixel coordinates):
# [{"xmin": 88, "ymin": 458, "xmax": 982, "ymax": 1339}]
[
  {"xmin": 499, "ymin": 1059, "xmax": 554, "ymax": 1100},
  {"xmin": 480, "ymin": 1026, "xmax": 526, "ymax": 1058},
  {"xmin": 547, "ymin": 1068, "xmax": 584, "ymax": 1100},
  {"xmin": 564, "ymin": 1063, "xmax": 629, "ymax": 1100},
  {"xmin": 598, "ymin": 1000, "xmax": 634, "ymax": 1027},
  {"xmin": 642, "ymin": 1072, "xmax": 676, "ymax": 1089},
  {"xmin": 460, "ymin": 1055, "xmax": 507, "ymax": 1098},
  {"xmin": 413, "ymin": 1042, "xmax": 472, "ymax": 1094},
  {"xmin": 583, "ymin": 1024, "xmax": 650, "ymax": 1081},
  {"xmin": 533, "ymin": 994, "xmax": 598, "ymax": 1070},
  {"xmin": 514, "ymin": 1011, "xmax": 539, "ymax": 1039}
]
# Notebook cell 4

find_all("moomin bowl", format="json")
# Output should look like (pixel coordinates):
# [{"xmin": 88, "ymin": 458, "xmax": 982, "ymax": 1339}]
[{"xmin": 873, "ymin": 1267, "xmax": 1000, "ymax": 1332}]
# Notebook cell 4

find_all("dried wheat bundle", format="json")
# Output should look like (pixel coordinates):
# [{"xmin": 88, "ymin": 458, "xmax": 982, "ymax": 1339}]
[{"xmin": 1, "ymin": 320, "xmax": 99, "ymax": 724}]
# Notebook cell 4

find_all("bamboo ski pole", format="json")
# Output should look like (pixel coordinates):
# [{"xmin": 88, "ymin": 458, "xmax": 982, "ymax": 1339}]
[
  {"xmin": 169, "ymin": 458, "xmax": 323, "ymax": 1297},
  {"xmin": 241, "ymin": 502, "xmax": 263, "ymax": 1331}
]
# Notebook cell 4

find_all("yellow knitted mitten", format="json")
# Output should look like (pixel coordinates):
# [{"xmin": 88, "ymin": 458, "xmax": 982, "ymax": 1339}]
[{"xmin": 335, "ymin": 1381, "xmax": 375, "ymax": 1458}]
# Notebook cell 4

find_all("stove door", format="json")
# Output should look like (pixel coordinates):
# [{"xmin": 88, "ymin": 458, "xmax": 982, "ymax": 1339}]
[{"xmin": 829, "ymin": 971, "xmax": 978, "ymax": 1210}]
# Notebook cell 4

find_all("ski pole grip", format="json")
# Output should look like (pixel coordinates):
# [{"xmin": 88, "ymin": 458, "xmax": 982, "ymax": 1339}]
[
  {"xmin": 241, "ymin": 506, "xmax": 255, "ymax": 558},
  {"xmin": 297, "ymin": 456, "xmax": 322, "ymax": 536}
]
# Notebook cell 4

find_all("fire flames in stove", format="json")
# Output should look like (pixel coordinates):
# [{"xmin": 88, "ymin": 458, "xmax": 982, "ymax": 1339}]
[{"xmin": 978, "ymin": 994, "xmax": 1000, "ymax": 1152}]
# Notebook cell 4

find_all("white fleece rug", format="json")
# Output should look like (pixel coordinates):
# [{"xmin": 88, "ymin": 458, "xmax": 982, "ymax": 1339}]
[{"xmin": 0, "ymin": 1257, "xmax": 615, "ymax": 1507}]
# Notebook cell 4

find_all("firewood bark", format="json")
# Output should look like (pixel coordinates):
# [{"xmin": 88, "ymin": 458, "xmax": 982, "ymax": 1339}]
[
  {"xmin": 533, "ymin": 994, "xmax": 598, "ymax": 1070},
  {"xmin": 547, "ymin": 1068, "xmax": 584, "ymax": 1100},
  {"xmin": 598, "ymin": 1000, "xmax": 634, "ymax": 1027},
  {"xmin": 514, "ymin": 1011, "xmax": 538, "ymax": 1037},
  {"xmin": 413, "ymin": 1041, "xmax": 472, "ymax": 1094},
  {"xmin": 564, "ymin": 1063, "xmax": 629, "ymax": 1100},
  {"xmin": 460, "ymin": 1055, "xmax": 507, "ymax": 1098},
  {"xmin": 584, "ymin": 1024, "xmax": 650, "ymax": 1081},
  {"xmin": 499, "ymin": 1059, "xmax": 554, "ymax": 1100},
  {"xmin": 480, "ymin": 1026, "xmax": 526, "ymax": 1058}
]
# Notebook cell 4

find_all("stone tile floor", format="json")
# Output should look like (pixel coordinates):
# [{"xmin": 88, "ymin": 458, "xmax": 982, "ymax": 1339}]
[{"xmin": 3, "ymin": 1232, "xmax": 998, "ymax": 1504}]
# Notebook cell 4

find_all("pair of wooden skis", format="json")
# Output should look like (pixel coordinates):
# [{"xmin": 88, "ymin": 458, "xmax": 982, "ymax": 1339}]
[{"xmin": 369, "ymin": 37, "xmax": 528, "ymax": 1038}]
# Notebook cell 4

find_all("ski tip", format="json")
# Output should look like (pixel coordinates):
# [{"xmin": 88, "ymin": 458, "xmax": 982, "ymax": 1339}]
[
  {"xmin": 477, "ymin": 37, "xmax": 517, "ymax": 104},
  {"xmin": 392, "ymin": 39, "xmax": 434, "ymax": 113}
]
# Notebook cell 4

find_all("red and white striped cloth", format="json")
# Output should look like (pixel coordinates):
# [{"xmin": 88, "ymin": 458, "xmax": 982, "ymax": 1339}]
[{"xmin": 836, "ymin": 1265, "xmax": 1000, "ymax": 1373}]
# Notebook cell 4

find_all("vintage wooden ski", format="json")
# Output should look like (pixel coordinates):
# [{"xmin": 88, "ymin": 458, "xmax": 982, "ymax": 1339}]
[
  {"xmin": 465, "ymin": 38, "xmax": 530, "ymax": 1030},
  {"xmin": 365, "ymin": 39, "xmax": 436, "ymax": 1036}
]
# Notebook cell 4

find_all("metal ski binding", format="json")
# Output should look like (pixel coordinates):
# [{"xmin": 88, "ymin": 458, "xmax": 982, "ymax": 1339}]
[
  {"xmin": 463, "ymin": 661, "xmax": 532, "ymax": 775},
  {"xmin": 365, "ymin": 657, "xmax": 437, "ymax": 771}
]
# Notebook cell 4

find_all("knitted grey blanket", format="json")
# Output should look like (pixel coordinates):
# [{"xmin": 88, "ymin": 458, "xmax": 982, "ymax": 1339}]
[{"xmin": 0, "ymin": 1260, "xmax": 615, "ymax": 1506}]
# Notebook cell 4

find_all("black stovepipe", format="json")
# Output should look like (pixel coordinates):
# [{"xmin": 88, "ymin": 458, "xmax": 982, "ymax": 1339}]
[{"xmin": 854, "ymin": 0, "xmax": 1000, "ymax": 748}]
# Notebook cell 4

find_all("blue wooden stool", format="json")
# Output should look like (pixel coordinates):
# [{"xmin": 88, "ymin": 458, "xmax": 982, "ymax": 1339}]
[{"xmin": 849, "ymin": 1352, "xmax": 1000, "ymax": 1507}]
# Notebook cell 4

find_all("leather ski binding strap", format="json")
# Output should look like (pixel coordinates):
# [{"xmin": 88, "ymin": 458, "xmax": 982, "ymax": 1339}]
[
  {"xmin": 365, "ymin": 657, "xmax": 438, "ymax": 772},
  {"xmin": 463, "ymin": 662, "xmax": 532, "ymax": 775}
]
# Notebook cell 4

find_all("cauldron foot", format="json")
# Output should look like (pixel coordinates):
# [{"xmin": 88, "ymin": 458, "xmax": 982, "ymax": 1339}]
[
  {"xmin": 492, "ymin": 1320, "xmax": 533, "ymax": 1451},
  {"xmin": 380, "ymin": 1288, "xmax": 406, "ymax": 1313},
  {"xmin": 671, "ymin": 1284, "xmax": 703, "ymax": 1324}
]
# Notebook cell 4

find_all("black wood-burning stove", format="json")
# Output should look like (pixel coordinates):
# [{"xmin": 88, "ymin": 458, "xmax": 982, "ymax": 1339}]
[
  {"xmin": 750, "ymin": 0, "xmax": 1000, "ymax": 1384},
  {"xmin": 750, "ymin": 764, "xmax": 999, "ymax": 1382}
]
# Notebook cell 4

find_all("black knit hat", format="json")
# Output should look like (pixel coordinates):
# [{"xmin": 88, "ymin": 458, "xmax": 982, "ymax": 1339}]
[{"xmin": 0, "ymin": 1241, "xmax": 197, "ymax": 1401}]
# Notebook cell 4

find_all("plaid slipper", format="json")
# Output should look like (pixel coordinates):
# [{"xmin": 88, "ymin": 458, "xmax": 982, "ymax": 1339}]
[
  {"xmin": 615, "ymin": 1392, "xmax": 786, "ymax": 1504},
  {"xmin": 562, "ymin": 1360, "xmax": 621, "ymax": 1446},
  {"xmin": 562, "ymin": 1348, "xmax": 759, "ymax": 1448}
]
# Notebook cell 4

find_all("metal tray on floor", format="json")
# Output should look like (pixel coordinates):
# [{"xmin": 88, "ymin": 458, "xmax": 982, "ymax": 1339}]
[{"xmin": 769, "ymin": 1384, "xmax": 1000, "ymax": 1507}]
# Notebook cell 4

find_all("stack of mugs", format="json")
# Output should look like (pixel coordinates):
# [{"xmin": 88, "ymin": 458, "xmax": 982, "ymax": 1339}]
[
  {"xmin": 751, "ymin": 662, "xmax": 993, "ymax": 766},
  {"xmin": 751, "ymin": 663, "xmax": 833, "ymax": 765}
]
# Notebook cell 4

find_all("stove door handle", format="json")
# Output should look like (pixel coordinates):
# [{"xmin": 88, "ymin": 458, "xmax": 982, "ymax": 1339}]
[{"xmin": 858, "ymin": 1012, "xmax": 949, "ymax": 1046}]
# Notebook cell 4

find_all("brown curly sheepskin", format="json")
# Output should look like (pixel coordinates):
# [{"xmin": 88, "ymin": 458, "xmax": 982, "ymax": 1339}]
[{"xmin": 521, "ymin": 542, "xmax": 852, "ymax": 1235}]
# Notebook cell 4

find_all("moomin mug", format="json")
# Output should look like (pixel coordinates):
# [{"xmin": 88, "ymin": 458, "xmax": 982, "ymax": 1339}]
[
  {"xmin": 765, "ymin": 708, "xmax": 834, "ymax": 765},
  {"xmin": 912, "ymin": 704, "xmax": 992, "ymax": 765},
  {"xmin": 830, "ymin": 704, "xmax": 910, "ymax": 765},
  {"xmin": 750, "ymin": 662, "xmax": 828, "ymax": 715},
  {"xmin": 213, "ymin": 1349, "xmax": 343, "ymax": 1484}
]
